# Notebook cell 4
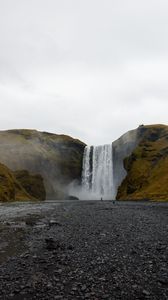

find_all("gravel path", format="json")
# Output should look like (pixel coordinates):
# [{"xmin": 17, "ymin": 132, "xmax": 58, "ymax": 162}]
[{"xmin": 0, "ymin": 200, "xmax": 167, "ymax": 300}]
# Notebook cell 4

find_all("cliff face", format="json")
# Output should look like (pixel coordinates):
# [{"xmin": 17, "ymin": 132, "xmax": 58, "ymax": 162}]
[
  {"xmin": 0, "ymin": 163, "xmax": 44, "ymax": 201},
  {"xmin": 112, "ymin": 128, "xmax": 140, "ymax": 198},
  {"xmin": 0, "ymin": 129, "xmax": 85, "ymax": 199},
  {"xmin": 117, "ymin": 125, "xmax": 168, "ymax": 201},
  {"xmin": 1, "ymin": 125, "xmax": 167, "ymax": 201},
  {"xmin": 13, "ymin": 170, "xmax": 46, "ymax": 200}
]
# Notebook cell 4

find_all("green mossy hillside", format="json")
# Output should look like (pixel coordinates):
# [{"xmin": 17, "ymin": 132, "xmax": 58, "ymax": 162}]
[
  {"xmin": 0, "ymin": 163, "xmax": 34, "ymax": 201},
  {"xmin": 0, "ymin": 163, "xmax": 46, "ymax": 202},
  {"xmin": 13, "ymin": 170, "xmax": 46, "ymax": 200},
  {"xmin": 0, "ymin": 129, "xmax": 86, "ymax": 199},
  {"xmin": 117, "ymin": 125, "xmax": 168, "ymax": 201}
]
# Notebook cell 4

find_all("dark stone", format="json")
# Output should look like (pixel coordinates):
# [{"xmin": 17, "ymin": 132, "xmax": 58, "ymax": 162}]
[{"xmin": 67, "ymin": 195, "xmax": 79, "ymax": 200}]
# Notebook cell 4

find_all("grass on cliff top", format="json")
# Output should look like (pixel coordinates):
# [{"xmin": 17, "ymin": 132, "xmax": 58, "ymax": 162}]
[
  {"xmin": 117, "ymin": 124, "xmax": 168, "ymax": 201},
  {"xmin": 5, "ymin": 129, "xmax": 86, "ymax": 146}
]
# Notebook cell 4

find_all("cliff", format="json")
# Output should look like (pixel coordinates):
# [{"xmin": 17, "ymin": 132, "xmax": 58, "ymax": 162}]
[
  {"xmin": 0, "ymin": 162, "xmax": 43, "ymax": 201},
  {"xmin": 0, "ymin": 129, "xmax": 85, "ymax": 199},
  {"xmin": 13, "ymin": 170, "xmax": 46, "ymax": 200},
  {"xmin": 1, "ymin": 125, "xmax": 167, "ymax": 201},
  {"xmin": 112, "ymin": 128, "xmax": 140, "ymax": 198},
  {"xmin": 117, "ymin": 125, "xmax": 168, "ymax": 201}
]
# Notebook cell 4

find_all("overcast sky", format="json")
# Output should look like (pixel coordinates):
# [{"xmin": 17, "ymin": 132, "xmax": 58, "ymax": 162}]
[{"xmin": 0, "ymin": 0, "xmax": 168, "ymax": 145}]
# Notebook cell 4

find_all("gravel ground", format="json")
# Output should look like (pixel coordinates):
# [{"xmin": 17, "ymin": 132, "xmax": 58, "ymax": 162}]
[{"xmin": 0, "ymin": 200, "xmax": 167, "ymax": 300}]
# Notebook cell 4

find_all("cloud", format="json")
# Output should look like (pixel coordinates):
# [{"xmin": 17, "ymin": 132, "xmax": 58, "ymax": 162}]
[{"xmin": 0, "ymin": 0, "xmax": 168, "ymax": 145}]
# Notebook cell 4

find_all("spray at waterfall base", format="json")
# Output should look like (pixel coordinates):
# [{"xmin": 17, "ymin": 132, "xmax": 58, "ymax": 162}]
[{"xmin": 69, "ymin": 144, "xmax": 117, "ymax": 200}]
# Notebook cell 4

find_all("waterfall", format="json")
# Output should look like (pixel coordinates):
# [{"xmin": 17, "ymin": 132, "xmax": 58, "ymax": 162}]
[
  {"xmin": 82, "ymin": 144, "xmax": 114, "ymax": 200},
  {"xmin": 82, "ymin": 146, "xmax": 92, "ymax": 191},
  {"xmin": 80, "ymin": 128, "xmax": 139, "ymax": 200}
]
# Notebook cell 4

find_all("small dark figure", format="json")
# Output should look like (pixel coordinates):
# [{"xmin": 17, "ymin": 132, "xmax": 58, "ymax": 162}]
[
  {"xmin": 112, "ymin": 199, "xmax": 115, "ymax": 204},
  {"xmin": 101, "ymin": 197, "xmax": 103, "ymax": 201}
]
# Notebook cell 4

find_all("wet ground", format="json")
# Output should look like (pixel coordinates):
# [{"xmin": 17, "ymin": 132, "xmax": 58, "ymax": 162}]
[{"xmin": 0, "ymin": 200, "xmax": 167, "ymax": 299}]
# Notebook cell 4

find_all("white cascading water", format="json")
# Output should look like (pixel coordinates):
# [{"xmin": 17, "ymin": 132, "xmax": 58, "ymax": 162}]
[
  {"xmin": 82, "ymin": 146, "xmax": 92, "ymax": 192},
  {"xmin": 82, "ymin": 144, "xmax": 114, "ymax": 200}
]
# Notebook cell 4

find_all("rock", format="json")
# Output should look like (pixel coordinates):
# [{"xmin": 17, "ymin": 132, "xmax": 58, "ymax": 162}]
[
  {"xmin": 49, "ymin": 220, "xmax": 62, "ymax": 227},
  {"xmin": 45, "ymin": 238, "xmax": 60, "ymax": 250},
  {"xmin": 47, "ymin": 282, "xmax": 53, "ymax": 288},
  {"xmin": 81, "ymin": 284, "xmax": 87, "ymax": 291},
  {"xmin": 158, "ymin": 277, "xmax": 168, "ymax": 285},
  {"xmin": 142, "ymin": 289, "xmax": 150, "ymax": 296},
  {"xmin": 67, "ymin": 195, "xmax": 79, "ymax": 200},
  {"xmin": 67, "ymin": 245, "xmax": 74, "ymax": 250},
  {"xmin": 132, "ymin": 284, "xmax": 138, "ymax": 289}
]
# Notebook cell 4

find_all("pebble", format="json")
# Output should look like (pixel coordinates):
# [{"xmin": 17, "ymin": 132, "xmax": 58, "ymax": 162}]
[
  {"xmin": 0, "ymin": 201, "xmax": 167, "ymax": 300},
  {"xmin": 143, "ymin": 289, "xmax": 150, "ymax": 296}
]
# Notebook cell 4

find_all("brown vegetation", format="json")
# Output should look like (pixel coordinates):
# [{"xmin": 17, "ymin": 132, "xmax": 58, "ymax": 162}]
[{"xmin": 0, "ymin": 162, "xmax": 46, "ymax": 202}]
